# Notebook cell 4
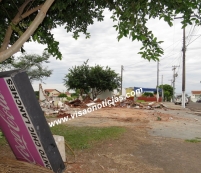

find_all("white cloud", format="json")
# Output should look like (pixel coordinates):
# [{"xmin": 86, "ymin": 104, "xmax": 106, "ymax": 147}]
[{"xmin": 16, "ymin": 10, "xmax": 201, "ymax": 95}]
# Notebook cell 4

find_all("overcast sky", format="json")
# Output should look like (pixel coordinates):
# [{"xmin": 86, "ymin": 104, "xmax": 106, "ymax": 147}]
[{"xmin": 16, "ymin": 10, "xmax": 201, "ymax": 95}]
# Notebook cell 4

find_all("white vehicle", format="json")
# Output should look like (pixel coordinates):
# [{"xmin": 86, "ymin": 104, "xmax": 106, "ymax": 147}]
[{"xmin": 174, "ymin": 96, "xmax": 188, "ymax": 105}]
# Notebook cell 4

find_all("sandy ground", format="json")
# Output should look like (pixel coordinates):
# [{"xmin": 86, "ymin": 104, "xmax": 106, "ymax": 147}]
[{"xmin": 58, "ymin": 103, "xmax": 201, "ymax": 173}]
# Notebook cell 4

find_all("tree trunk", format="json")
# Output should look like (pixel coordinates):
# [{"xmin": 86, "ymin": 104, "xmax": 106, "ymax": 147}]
[{"xmin": 0, "ymin": 0, "xmax": 55, "ymax": 63}]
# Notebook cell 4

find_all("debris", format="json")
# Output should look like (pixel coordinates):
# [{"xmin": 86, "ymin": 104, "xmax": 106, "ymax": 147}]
[
  {"xmin": 83, "ymin": 96, "xmax": 93, "ymax": 103},
  {"xmin": 153, "ymin": 104, "xmax": 161, "ymax": 108},
  {"xmin": 86, "ymin": 102, "xmax": 97, "ymax": 107},
  {"xmin": 99, "ymin": 164, "xmax": 105, "ymax": 170},
  {"xmin": 57, "ymin": 113, "xmax": 71, "ymax": 118},
  {"xmin": 148, "ymin": 102, "xmax": 155, "ymax": 106},
  {"xmin": 146, "ymin": 106, "xmax": 153, "ymax": 110},
  {"xmin": 69, "ymin": 99, "xmax": 82, "ymax": 106},
  {"xmin": 57, "ymin": 101, "xmax": 64, "ymax": 109},
  {"xmin": 160, "ymin": 103, "xmax": 168, "ymax": 108}
]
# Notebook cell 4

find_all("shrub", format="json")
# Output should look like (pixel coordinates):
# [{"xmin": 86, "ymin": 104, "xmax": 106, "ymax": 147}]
[{"xmin": 142, "ymin": 92, "xmax": 154, "ymax": 97}]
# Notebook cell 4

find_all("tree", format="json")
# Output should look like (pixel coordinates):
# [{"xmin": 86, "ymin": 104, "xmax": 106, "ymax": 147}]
[
  {"xmin": 63, "ymin": 61, "xmax": 121, "ymax": 99},
  {"xmin": 64, "ymin": 60, "xmax": 91, "ymax": 97},
  {"xmin": 1, "ymin": 1, "xmax": 201, "ymax": 62},
  {"xmin": 58, "ymin": 93, "xmax": 67, "ymax": 102},
  {"xmin": 10, "ymin": 51, "xmax": 53, "ymax": 83},
  {"xmin": 0, "ymin": 56, "xmax": 14, "ymax": 71},
  {"xmin": 89, "ymin": 65, "xmax": 121, "ymax": 99},
  {"xmin": 71, "ymin": 89, "xmax": 80, "ymax": 99},
  {"xmin": 34, "ymin": 91, "xmax": 39, "ymax": 100},
  {"xmin": 159, "ymin": 84, "xmax": 173, "ymax": 101}
]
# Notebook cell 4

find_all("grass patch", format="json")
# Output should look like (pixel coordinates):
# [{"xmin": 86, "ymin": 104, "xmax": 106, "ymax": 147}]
[
  {"xmin": 0, "ymin": 138, "xmax": 7, "ymax": 146},
  {"xmin": 136, "ymin": 100, "xmax": 145, "ymax": 103},
  {"xmin": 157, "ymin": 116, "xmax": 162, "ymax": 121},
  {"xmin": 0, "ymin": 131, "xmax": 7, "ymax": 146},
  {"xmin": 50, "ymin": 125, "xmax": 126, "ymax": 150},
  {"xmin": 185, "ymin": 137, "xmax": 201, "ymax": 143}
]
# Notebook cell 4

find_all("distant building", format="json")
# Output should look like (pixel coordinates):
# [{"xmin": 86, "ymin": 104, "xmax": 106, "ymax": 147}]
[
  {"xmin": 191, "ymin": 91, "xmax": 201, "ymax": 102},
  {"xmin": 44, "ymin": 89, "xmax": 61, "ymax": 101},
  {"xmin": 65, "ymin": 91, "xmax": 71, "ymax": 97}
]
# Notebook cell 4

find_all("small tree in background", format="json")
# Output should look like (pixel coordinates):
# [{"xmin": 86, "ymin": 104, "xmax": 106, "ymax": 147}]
[
  {"xmin": 159, "ymin": 84, "xmax": 173, "ymax": 101},
  {"xmin": 0, "ymin": 56, "xmax": 14, "ymax": 71},
  {"xmin": 10, "ymin": 51, "xmax": 52, "ymax": 83},
  {"xmin": 142, "ymin": 92, "xmax": 154, "ymax": 97},
  {"xmin": 58, "ymin": 93, "xmax": 67, "ymax": 102},
  {"xmin": 64, "ymin": 61, "xmax": 90, "ymax": 97},
  {"xmin": 89, "ymin": 65, "xmax": 121, "ymax": 99},
  {"xmin": 64, "ymin": 60, "xmax": 121, "ymax": 99},
  {"xmin": 34, "ymin": 91, "xmax": 39, "ymax": 100},
  {"xmin": 71, "ymin": 89, "xmax": 80, "ymax": 99}
]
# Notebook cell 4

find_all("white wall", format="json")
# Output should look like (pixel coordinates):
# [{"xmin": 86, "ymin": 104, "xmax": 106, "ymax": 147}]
[
  {"xmin": 97, "ymin": 90, "xmax": 114, "ymax": 100},
  {"xmin": 191, "ymin": 94, "xmax": 201, "ymax": 102}
]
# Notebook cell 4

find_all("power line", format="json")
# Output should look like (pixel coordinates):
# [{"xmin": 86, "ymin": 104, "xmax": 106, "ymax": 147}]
[{"xmin": 186, "ymin": 34, "xmax": 201, "ymax": 47}]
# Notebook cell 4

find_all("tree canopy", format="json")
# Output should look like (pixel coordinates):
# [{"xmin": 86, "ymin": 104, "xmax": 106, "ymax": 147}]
[
  {"xmin": 159, "ymin": 84, "xmax": 173, "ymax": 101},
  {"xmin": 64, "ymin": 60, "xmax": 121, "ymax": 99},
  {"xmin": 10, "ymin": 51, "xmax": 52, "ymax": 83},
  {"xmin": 0, "ymin": 56, "xmax": 14, "ymax": 71},
  {"xmin": 89, "ymin": 64, "xmax": 121, "ymax": 99},
  {"xmin": 0, "ymin": 1, "xmax": 201, "ymax": 62}
]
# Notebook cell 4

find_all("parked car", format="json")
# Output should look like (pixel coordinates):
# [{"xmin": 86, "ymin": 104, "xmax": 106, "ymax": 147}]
[
  {"xmin": 196, "ymin": 98, "xmax": 201, "ymax": 103},
  {"xmin": 174, "ymin": 96, "xmax": 188, "ymax": 105}
]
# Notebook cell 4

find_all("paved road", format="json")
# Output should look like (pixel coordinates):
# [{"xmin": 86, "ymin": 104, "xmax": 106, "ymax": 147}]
[
  {"xmin": 148, "ymin": 101, "xmax": 201, "ymax": 140},
  {"xmin": 163, "ymin": 101, "xmax": 201, "ymax": 112},
  {"xmin": 186, "ymin": 101, "xmax": 201, "ymax": 112}
]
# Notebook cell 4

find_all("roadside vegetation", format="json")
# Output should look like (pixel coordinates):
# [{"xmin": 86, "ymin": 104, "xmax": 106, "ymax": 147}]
[
  {"xmin": 0, "ymin": 131, "xmax": 7, "ymax": 146},
  {"xmin": 0, "ymin": 125, "xmax": 126, "ymax": 150},
  {"xmin": 50, "ymin": 125, "xmax": 126, "ymax": 150},
  {"xmin": 185, "ymin": 137, "xmax": 201, "ymax": 143}
]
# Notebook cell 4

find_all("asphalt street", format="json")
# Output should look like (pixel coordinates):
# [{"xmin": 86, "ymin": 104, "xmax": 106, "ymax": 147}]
[{"xmin": 186, "ymin": 101, "xmax": 201, "ymax": 112}]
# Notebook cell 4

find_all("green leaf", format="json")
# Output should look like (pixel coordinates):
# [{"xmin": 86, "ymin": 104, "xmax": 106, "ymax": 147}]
[{"xmin": 141, "ymin": 35, "xmax": 147, "ymax": 40}]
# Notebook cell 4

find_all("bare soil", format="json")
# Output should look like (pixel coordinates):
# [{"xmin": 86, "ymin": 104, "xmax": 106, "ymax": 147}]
[
  {"xmin": 64, "ymin": 107, "xmax": 201, "ymax": 173},
  {"xmin": 1, "ymin": 106, "xmax": 201, "ymax": 173}
]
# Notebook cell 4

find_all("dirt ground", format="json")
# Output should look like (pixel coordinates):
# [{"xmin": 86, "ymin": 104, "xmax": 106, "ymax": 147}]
[
  {"xmin": 63, "ymin": 106, "xmax": 201, "ymax": 173},
  {"xmin": 1, "ymin": 104, "xmax": 201, "ymax": 173}
]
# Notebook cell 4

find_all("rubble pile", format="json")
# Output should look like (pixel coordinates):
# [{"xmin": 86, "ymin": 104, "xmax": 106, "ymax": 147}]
[
  {"xmin": 69, "ymin": 99, "xmax": 82, "ymax": 107},
  {"xmin": 42, "ymin": 96, "xmax": 169, "ymax": 116},
  {"xmin": 57, "ymin": 112, "xmax": 71, "ymax": 118},
  {"xmin": 133, "ymin": 102, "xmax": 168, "ymax": 110}
]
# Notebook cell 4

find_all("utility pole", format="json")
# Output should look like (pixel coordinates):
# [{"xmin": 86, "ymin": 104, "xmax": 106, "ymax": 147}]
[
  {"xmin": 169, "ymin": 79, "xmax": 173, "ymax": 86},
  {"xmin": 182, "ymin": 27, "xmax": 186, "ymax": 108},
  {"xmin": 161, "ymin": 75, "xmax": 164, "ymax": 102},
  {"xmin": 174, "ymin": 16, "xmax": 189, "ymax": 108},
  {"xmin": 172, "ymin": 65, "xmax": 179, "ymax": 102},
  {"xmin": 168, "ymin": 79, "xmax": 173, "ymax": 102},
  {"xmin": 121, "ymin": 65, "xmax": 124, "ymax": 95},
  {"xmin": 157, "ymin": 61, "xmax": 159, "ymax": 102}
]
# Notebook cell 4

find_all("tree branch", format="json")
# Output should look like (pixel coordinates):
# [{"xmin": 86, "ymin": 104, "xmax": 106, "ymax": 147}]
[
  {"xmin": 0, "ymin": 26, "xmax": 13, "ymax": 52},
  {"xmin": 0, "ymin": 0, "xmax": 55, "ymax": 63},
  {"xmin": 13, "ymin": 0, "xmax": 32, "ymax": 24},
  {"xmin": 0, "ymin": 0, "xmax": 32, "ymax": 52},
  {"xmin": 21, "ymin": 4, "xmax": 43, "ymax": 20}
]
